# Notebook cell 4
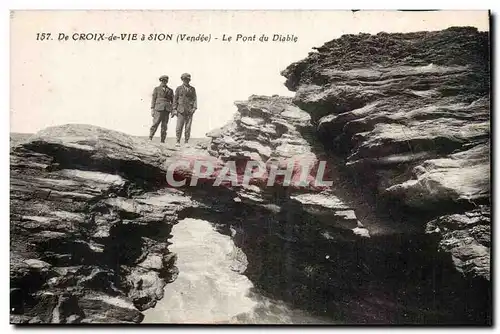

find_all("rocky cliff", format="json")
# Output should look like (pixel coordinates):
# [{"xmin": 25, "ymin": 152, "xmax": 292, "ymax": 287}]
[
  {"xmin": 282, "ymin": 26, "xmax": 490, "ymax": 281},
  {"xmin": 10, "ymin": 26, "xmax": 491, "ymax": 325}
]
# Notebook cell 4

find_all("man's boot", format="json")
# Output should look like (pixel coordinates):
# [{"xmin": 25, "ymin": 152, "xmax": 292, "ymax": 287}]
[{"xmin": 160, "ymin": 134, "xmax": 166, "ymax": 143}]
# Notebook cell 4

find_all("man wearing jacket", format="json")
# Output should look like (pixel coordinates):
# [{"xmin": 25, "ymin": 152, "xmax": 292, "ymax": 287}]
[
  {"xmin": 172, "ymin": 73, "xmax": 197, "ymax": 147},
  {"xmin": 149, "ymin": 75, "xmax": 174, "ymax": 143}
]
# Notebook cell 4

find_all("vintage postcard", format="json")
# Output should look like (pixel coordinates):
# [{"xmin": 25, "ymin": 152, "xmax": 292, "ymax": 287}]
[{"xmin": 9, "ymin": 10, "xmax": 491, "ymax": 325}]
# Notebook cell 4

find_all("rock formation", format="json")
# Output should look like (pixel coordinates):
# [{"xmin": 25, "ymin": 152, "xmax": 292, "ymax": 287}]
[
  {"xmin": 10, "ymin": 26, "xmax": 491, "ymax": 325},
  {"xmin": 10, "ymin": 125, "xmax": 189, "ymax": 323},
  {"xmin": 282, "ymin": 26, "xmax": 490, "ymax": 282},
  {"xmin": 10, "ymin": 105, "xmax": 369, "ymax": 323}
]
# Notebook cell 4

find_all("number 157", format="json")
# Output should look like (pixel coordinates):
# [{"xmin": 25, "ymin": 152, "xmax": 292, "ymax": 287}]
[{"xmin": 36, "ymin": 33, "xmax": 51, "ymax": 40}]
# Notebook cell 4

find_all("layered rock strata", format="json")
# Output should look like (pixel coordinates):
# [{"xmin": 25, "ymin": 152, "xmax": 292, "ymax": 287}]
[{"xmin": 282, "ymin": 26, "xmax": 491, "ymax": 282}]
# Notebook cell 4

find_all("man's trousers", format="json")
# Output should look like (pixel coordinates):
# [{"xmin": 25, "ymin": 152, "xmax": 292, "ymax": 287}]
[
  {"xmin": 175, "ymin": 112, "xmax": 193, "ymax": 143},
  {"xmin": 150, "ymin": 110, "xmax": 169, "ymax": 142}
]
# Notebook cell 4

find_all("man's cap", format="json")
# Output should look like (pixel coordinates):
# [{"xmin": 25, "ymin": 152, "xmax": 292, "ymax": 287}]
[
  {"xmin": 159, "ymin": 75, "xmax": 169, "ymax": 81},
  {"xmin": 181, "ymin": 73, "xmax": 191, "ymax": 80}
]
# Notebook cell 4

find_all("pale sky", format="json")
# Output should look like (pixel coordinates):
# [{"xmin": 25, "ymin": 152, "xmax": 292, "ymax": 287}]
[{"xmin": 10, "ymin": 10, "xmax": 489, "ymax": 137}]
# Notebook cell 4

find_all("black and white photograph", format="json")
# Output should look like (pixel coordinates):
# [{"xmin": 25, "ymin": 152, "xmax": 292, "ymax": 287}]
[{"xmin": 8, "ymin": 9, "xmax": 492, "ymax": 325}]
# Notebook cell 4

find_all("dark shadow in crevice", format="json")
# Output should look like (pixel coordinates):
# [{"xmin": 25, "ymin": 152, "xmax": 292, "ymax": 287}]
[{"xmin": 174, "ymin": 193, "xmax": 491, "ymax": 325}]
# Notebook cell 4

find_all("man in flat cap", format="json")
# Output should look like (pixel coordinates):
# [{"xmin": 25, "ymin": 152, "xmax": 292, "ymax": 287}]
[
  {"xmin": 172, "ymin": 73, "xmax": 197, "ymax": 147},
  {"xmin": 149, "ymin": 75, "xmax": 174, "ymax": 143}
]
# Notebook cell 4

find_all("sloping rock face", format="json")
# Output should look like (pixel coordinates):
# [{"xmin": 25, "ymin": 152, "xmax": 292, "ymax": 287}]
[
  {"xmin": 10, "ymin": 125, "xmax": 198, "ymax": 323},
  {"xmin": 281, "ymin": 27, "xmax": 491, "ymax": 282}
]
